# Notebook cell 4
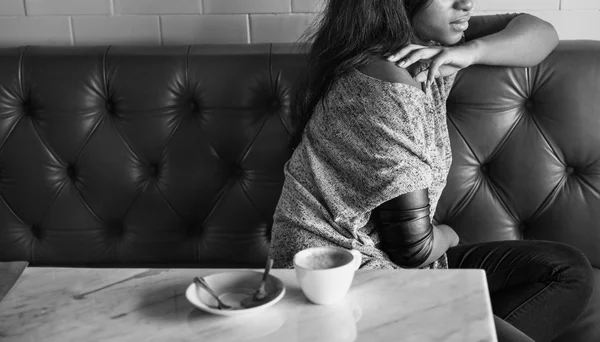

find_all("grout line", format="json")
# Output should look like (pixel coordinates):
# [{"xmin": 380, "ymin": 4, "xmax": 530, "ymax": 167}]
[
  {"xmin": 110, "ymin": 0, "xmax": 115, "ymax": 15},
  {"xmin": 22, "ymin": 0, "xmax": 27, "ymax": 16},
  {"xmin": 246, "ymin": 14, "xmax": 251, "ymax": 44},
  {"xmin": 69, "ymin": 16, "xmax": 75, "ymax": 45},
  {"xmin": 158, "ymin": 16, "xmax": 163, "ymax": 45}
]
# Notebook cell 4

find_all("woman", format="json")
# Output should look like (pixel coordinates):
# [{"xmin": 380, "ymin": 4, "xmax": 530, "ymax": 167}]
[{"xmin": 270, "ymin": 0, "xmax": 593, "ymax": 341}]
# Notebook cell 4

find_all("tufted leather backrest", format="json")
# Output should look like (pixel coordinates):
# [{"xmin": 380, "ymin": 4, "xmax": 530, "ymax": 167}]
[
  {"xmin": 439, "ymin": 40, "xmax": 600, "ymax": 269},
  {"xmin": 0, "ymin": 42, "xmax": 599, "ymax": 269},
  {"xmin": 0, "ymin": 45, "xmax": 293, "ymax": 267}
]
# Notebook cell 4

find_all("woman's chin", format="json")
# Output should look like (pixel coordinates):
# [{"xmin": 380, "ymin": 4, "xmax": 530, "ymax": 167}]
[{"xmin": 438, "ymin": 34, "xmax": 465, "ymax": 46}]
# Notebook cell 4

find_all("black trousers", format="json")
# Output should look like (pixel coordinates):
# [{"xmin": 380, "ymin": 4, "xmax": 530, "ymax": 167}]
[{"xmin": 447, "ymin": 240, "xmax": 594, "ymax": 342}]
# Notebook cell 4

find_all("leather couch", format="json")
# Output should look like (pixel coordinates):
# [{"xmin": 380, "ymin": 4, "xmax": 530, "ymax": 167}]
[{"xmin": 0, "ymin": 41, "xmax": 598, "ymax": 341}]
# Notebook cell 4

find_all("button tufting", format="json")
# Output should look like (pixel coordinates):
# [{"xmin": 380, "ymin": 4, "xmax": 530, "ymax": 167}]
[
  {"xmin": 566, "ymin": 166, "xmax": 574, "ymax": 174},
  {"xmin": 231, "ymin": 166, "xmax": 244, "ymax": 177},
  {"xmin": 113, "ymin": 225, "xmax": 124, "ymax": 237},
  {"xmin": 31, "ymin": 225, "xmax": 41, "ymax": 238},
  {"xmin": 149, "ymin": 163, "xmax": 159, "ymax": 177},
  {"xmin": 525, "ymin": 99, "xmax": 535, "ymax": 113},
  {"xmin": 22, "ymin": 100, "xmax": 33, "ymax": 116},
  {"xmin": 480, "ymin": 164, "xmax": 489, "ymax": 173},
  {"xmin": 190, "ymin": 100, "xmax": 198, "ymax": 112},
  {"xmin": 105, "ymin": 101, "xmax": 115, "ymax": 114},
  {"xmin": 66, "ymin": 165, "xmax": 76, "ymax": 178}
]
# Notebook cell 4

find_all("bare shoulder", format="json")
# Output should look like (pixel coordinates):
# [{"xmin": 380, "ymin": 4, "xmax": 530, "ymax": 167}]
[{"xmin": 356, "ymin": 59, "xmax": 421, "ymax": 91}]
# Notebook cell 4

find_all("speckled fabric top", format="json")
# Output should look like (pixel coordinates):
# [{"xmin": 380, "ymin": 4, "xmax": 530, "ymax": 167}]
[{"xmin": 269, "ymin": 67, "xmax": 456, "ymax": 269}]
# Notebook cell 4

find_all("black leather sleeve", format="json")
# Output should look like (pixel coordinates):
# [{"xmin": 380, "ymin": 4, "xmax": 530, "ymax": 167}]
[{"xmin": 376, "ymin": 188, "xmax": 434, "ymax": 268}]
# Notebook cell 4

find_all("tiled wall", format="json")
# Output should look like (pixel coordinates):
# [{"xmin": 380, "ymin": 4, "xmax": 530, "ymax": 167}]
[{"xmin": 0, "ymin": 0, "xmax": 598, "ymax": 46}]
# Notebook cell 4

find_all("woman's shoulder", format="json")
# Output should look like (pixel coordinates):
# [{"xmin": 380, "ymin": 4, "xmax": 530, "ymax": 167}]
[
  {"xmin": 355, "ymin": 59, "xmax": 422, "ymax": 91},
  {"xmin": 320, "ymin": 61, "xmax": 429, "ymax": 127}
]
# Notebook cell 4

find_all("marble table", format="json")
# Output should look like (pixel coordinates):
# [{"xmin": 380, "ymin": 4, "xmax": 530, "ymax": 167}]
[
  {"xmin": 0, "ymin": 267, "xmax": 497, "ymax": 342},
  {"xmin": 0, "ymin": 262, "xmax": 28, "ymax": 303}
]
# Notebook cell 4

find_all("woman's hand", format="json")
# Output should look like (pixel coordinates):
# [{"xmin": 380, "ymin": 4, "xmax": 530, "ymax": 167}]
[
  {"xmin": 387, "ymin": 43, "xmax": 478, "ymax": 87},
  {"xmin": 435, "ymin": 223, "xmax": 460, "ymax": 248}
]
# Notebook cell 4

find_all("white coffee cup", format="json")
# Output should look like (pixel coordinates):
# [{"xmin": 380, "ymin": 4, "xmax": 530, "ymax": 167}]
[{"xmin": 293, "ymin": 247, "xmax": 362, "ymax": 305}]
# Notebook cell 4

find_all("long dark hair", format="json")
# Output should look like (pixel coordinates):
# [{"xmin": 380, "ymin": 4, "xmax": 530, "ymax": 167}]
[{"xmin": 291, "ymin": 0, "xmax": 433, "ymax": 148}]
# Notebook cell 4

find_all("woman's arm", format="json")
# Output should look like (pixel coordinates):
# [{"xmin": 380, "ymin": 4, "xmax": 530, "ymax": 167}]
[
  {"xmin": 467, "ymin": 13, "xmax": 559, "ymax": 67},
  {"xmin": 378, "ymin": 189, "xmax": 459, "ymax": 268},
  {"xmin": 464, "ymin": 13, "xmax": 521, "ymax": 42},
  {"xmin": 388, "ymin": 13, "xmax": 559, "ymax": 85}
]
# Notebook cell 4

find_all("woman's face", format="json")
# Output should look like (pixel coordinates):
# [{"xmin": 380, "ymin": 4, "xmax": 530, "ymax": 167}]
[{"xmin": 413, "ymin": 0, "xmax": 475, "ymax": 45}]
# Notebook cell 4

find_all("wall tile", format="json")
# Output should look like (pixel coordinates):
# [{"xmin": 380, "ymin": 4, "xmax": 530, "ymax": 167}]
[
  {"xmin": 161, "ymin": 14, "xmax": 249, "ymax": 44},
  {"xmin": 250, "ymin": 14, "xmax": 316, "ymax": 43},
  {"xmin": 476, "ymin": 0, "xmax": 560, "ymax": 11},
  {"xmin": 0, "ymin": 1, "xmax": 598, "ymax": 45},
  {"xmin": 0, "ymin": 16, "xmax": 71, "ymax": 46},
  {"xmin": 525, "ymin": 10, "xmax": 600, "ymax": 40},
  {"xmin": 25, "ymin": 0, "xmax": 110, "ymax": 16},
  {"xmin": 561, "ymin": 0, "xmax": 600, "ymax": 10},
  {"xmin": 72, "ymin": 16, "xmax": 160, "ymax": 45},
  {"xmin": 204, "ymin": 0, "xmax": 290, "ymax": 14},
  {"xmin": 115, "ymin": 0, "xmax": 202, "ymax": 15},
  {"xmin": 477, "ymin": 9, "xmax": 600, "ymax": 41},
  {"xmin": 292, "ymin": 0, "xmax": 324, "ymax": 13},
  {"xmin": 0, "ymin": 0, "xmax": 26, "ymax": 16}
]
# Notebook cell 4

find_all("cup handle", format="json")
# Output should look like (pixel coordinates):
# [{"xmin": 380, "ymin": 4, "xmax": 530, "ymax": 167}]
[{"xmin": 349, "ymin": 249, "xmax": 362, "ymax": 270}]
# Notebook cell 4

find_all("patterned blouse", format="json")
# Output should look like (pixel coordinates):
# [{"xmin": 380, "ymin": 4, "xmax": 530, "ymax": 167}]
[{"xmin": 269, "ymin": 67, "xmax": 456, "ymax": 269}]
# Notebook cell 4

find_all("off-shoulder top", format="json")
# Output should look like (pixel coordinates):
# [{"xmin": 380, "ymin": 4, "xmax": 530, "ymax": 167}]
[{"xmin": 269, "ymin": 67, "xmax": 456, "ymax": 269}]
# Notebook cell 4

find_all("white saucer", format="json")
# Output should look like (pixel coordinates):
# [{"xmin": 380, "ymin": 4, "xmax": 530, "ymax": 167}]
[{"xmin": 185, "ymin": 270, "xmax": 286, "ymax": 317}]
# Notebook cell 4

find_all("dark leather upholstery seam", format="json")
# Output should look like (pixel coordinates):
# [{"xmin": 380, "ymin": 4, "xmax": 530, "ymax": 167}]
[
  {"xmin": 36, "ymin": 176, "xmax": 69, "ymax": 230},
  {"xmin": 485, "ymin": 110, "xmax": 524, "ymax": 165},
  {"xmin": 29, "ymin": 120, "xmax": 68, "ymax": 226},
  {"xmin": 154, "ymin": 181, "xmax": 190, "ymax": 227},
  {"xmin": 102, "ymin": 52, "xmax": 142, "ymax": 163},
  {"xmin": 158, "ymin": 48, "xmax": 189, "ymax": 163},
  {"xmin": 527, "ymin": 175, "xmax": 566, "ymax": 223},
  {"xmin": 236, "ymin": 113, "xmax": 272, "ymax": 223},
  {"xmin": 199, "ymin": 183, "xmax": 230, "ymax": 226},
  {"xmin": 445, "ymin": 116, "xmax": 482, "ymax": 218},
  {"xmin": 16, "ymin": 46, "xmax": 35, "ymax": 262},
  {"xmin": 237, "ymin": 46, "xmax": 272, "ymax": 165},
  {"xmin": 72, "ymin": 48, "xmax": 111, "ymax": 163},
  {"xmin": 238, "ymin": 177, "xmax": 267, "ymax": 221},
  {"xmin": 528, "ymin": 102, "xmax": 564, "ymax": 166},
  {"xmin": 526, "ymin": 114, "xmax": 568, "ymax": 221},
  {"xmin": 238, "ymin": 112, "xmax": 269, "ymax": 164},
  {"xmin": 271, "ymin": 44, "xmax": 294, "ymax": 137},
  {"xmin": 447, "ymin": 113, "xmax": 481, "ymax": 164},
  {"xmin": 185, "ymin": 45, "xmax": 191, "ymax": 95},
  {"xmin": 0, "ymin": 191, "xmax": 27, "ymax": 226},
  {"xmin": 268, "ymin": 44, "xmax": 274, "ymax": 96},
  {"xmin": 481, "ymin": 100, "xmax": 527, "ymax": 168},
  {"xmin": 155, "ymin": 127, "xmax": 188, "ymax": 224},
  {"xmin": 69, "ymin": 178, "xmax": 109, "ymax": 229},
  {"xmin": 0, "ymin": 47, "xmax": 29, "ymax": 154},
  {"xmin": 482, "ymin": 170, "xmax": 521, "ymax": 224},
  {"xmin": 103, "ymin": 46, "xmax": 111, "ymax": 102},
  {"xmin": 0, "ymin": 190, "xmax": 29, "ymax": 260},
  {"xmin": 576, "ymin": 174, "xmax": 600, "ymax": 198},
  {"xmin": 97, "ymin": 48, "xmax": 149, "ymax": 252},
  {"xmin": 446, "ymin": 102, "xmax": 525, "ymax": 222},
  {"xmin": 18, "ymin": 46, "xmax": 27, "ymax": 96}
]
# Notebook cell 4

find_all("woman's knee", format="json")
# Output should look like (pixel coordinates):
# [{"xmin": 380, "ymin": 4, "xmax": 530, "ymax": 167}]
[{"xmin": 544, "ymin": 242, "xmax": 594, "ymax": 301}]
